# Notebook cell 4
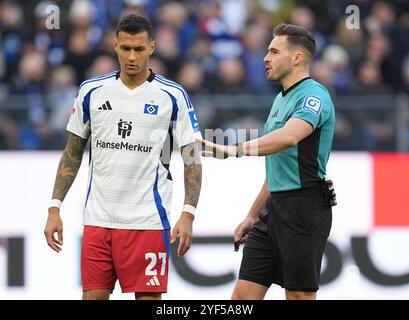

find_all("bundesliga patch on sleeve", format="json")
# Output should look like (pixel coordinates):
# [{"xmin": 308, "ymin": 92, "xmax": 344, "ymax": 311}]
[
  {"xmin": 302, "ymin": 96, "xmax": 322, "ymax": 116},
  {"xmin": 188, "ymin": 110, "xmax": 200, "ymax": 132}
]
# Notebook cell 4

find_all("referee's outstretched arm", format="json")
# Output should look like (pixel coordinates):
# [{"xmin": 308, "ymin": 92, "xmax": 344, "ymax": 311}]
[{"xmin": 197, "ymin": 117, "xmax": 313, "ymax": 159}]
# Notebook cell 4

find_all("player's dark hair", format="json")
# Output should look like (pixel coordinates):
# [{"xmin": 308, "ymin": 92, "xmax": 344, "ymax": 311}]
[
  {"xmin": 273, "ymin": 23, "xmax": 316, "ymax": 60},
  {"xmin": 116, "ymin": 14, "xmax": 153, "ymax": 39}
]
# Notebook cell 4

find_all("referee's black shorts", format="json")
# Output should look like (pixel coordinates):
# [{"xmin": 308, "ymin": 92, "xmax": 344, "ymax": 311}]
[{"xmin": 238, "ymin": 184, "xmax": 332, "ymax": 292}]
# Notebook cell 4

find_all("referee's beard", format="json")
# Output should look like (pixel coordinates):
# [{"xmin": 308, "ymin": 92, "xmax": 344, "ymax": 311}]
[{"xmin": 266, "ymin": 65, "xmax": 292, "ymax": 83}]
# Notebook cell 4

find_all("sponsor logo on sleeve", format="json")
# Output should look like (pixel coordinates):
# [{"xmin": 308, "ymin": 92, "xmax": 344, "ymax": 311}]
[
  {"xmin": 188, "ymin": 110, "xmax": 200, "ymax": 132},
  {"xmin": 302, "ymin": 96, "xmax": 322, "ymax": 116}
]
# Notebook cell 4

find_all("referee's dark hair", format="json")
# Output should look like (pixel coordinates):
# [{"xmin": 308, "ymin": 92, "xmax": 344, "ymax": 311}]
[
  {"xmin": 116, "ymin": 14, "xmax": 154, "ymax": 39},
  {"xmin": 273, "ymin": 23, "xmax": 316, "ymax": 61}
]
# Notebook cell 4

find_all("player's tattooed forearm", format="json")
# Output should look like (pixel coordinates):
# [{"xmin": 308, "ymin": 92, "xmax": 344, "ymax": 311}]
[
  {"xmin": 52, "ymin": 134, "xmax": 88, "ymax": 200},
  {"xmin": 181, "ymin": 143, "xmax": 202, "ymax": 207},
  {"xmin": 184, "ymin": 162, "xmax": 202, "ymax": 207}
]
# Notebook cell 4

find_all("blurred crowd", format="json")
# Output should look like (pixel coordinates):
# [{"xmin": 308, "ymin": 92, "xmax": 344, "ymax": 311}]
[{"xmin": 0, "ymin": 0, "xmax": 408, "ymax": 150}]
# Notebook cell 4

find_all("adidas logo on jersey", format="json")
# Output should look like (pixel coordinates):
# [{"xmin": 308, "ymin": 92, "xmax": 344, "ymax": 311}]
[
  {"xmin": 98, "ymin": 100, "xmax": 112, "ymax": 110},
  {"xmin": 146, "ymin": 275, "xmax": 160, "ymax": 286}
]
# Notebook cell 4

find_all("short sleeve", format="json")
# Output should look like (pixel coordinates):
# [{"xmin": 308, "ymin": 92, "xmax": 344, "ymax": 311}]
[
  {"xmin": 66, "ymin": 87, "xmax": 93, "ymax": 139},
  {"xmin": 291, "ymin": 95, "xmax": 329, "ymax": 129},
  {"xmin": 172, "ymin": 91, "xmax": 202, "ymax": 147}
]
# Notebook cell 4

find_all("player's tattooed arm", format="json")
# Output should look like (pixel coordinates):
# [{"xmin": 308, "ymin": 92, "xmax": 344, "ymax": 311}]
[
  {"xmin": 172, "ymin": 143, "xmax": 202, "ymax": 256},
  {"xmin": 52, "ymin": 133, "xmax": 88, "ymax": 200},
  {"xmin": 181, "ymin": 143, "xmax": 202, "ymax": 208}
]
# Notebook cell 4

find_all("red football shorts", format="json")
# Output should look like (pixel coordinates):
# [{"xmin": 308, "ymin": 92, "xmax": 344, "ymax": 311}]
[{"xmin": 81, "ymin": 226, "xmax": 170, "ymax": 293}]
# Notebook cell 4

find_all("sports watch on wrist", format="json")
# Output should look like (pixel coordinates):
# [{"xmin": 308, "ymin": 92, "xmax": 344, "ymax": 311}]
[{"xmin": 235, "ymin": 143, "xmax": 245, "ymax": 158}]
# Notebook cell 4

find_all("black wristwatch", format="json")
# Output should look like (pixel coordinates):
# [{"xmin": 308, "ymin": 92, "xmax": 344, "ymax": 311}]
[{"xmin": 235, "ymin": 143, "xmax": 245, "ymax": 158}]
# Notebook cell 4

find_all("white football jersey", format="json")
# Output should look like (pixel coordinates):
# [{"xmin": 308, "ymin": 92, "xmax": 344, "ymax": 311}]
[{"xmin": 66, "ymin": 70, "xmax": 201, "ymax": 230}]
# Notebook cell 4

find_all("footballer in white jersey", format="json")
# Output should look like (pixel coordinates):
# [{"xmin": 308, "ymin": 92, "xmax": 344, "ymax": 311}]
[
  {"xmin": 67, "ymin": 69, "xmax": 200, "ymax": 230},
  {"xmin": 44, "ymin": 14, "xmax": 202, "ymax": 299}
]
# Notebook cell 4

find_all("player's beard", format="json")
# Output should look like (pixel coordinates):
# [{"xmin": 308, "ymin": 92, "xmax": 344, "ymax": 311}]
[{"xmin": 267, "ymin": 63, "xmax": 292, "ymax": 82}]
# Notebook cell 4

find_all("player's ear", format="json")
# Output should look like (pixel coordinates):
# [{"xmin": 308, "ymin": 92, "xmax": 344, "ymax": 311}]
[
  {"xmin": 293, "ymin": 50, "xmax": 303, "ymax": 66},
  {"xmin": 114, "ymin": 38, "xmax": 118, "ymax": 53},
  {"xmin": 149, "ymin": 40, "xmax": 155, "ymax": 56}
]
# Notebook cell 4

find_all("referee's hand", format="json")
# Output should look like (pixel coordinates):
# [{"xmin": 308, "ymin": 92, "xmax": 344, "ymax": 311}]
[
  {"xmin": 234, "ymin": 216, "xmax": 256, "ymax": 244},
  {"xmin": 196, "ymin": 138, "xmax": 238, "ymax": 159},
  {"xmin": 44, "ymin": 208, "xmax": 63, "ymax": 253}
]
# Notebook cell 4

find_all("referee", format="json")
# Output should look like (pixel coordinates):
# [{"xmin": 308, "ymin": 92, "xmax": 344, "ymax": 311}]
[{"xmin": 199, "ymin": 23, "xmax": 335, "ymax": 300}]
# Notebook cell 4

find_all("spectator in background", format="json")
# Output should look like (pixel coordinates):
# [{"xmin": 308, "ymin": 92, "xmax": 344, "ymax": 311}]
[
  {"xmin": 85, "ymin": 54, "xmax": 118, "ymax": 78},
  {"xmin": 0, "ymin": 1, "xmax": 23, "ymax": 83},
  {"xmin": 241, "ymin": 23, "xmax": 276, "ymax": 94},
  {"xmin": 352, "ymin": 60, "xmax": 392, "ymax": 94},
  {"xmin": 63, "ymin": 0, "xmax": 102, "ymax": 84},
  {"xmin": 365, "ymin": 33, "xmax": 390, "ymax": 66},
  {"xmin": 31, "ymin": 1, "xmax": 67, "ymax": 68},
  {"xmin": 331, "ymin": 112, "xmax": 356, "ymax": 150},
  {"xmin": 335, "ymin": 17, "xmax": 366, "ymax": 70},
  {"xmin": 197, "ymin": 0, "xmax": 242, "ymax": 60},
  {"xmin": 69, "ymin": 0, "xmax": 102, "ymax": 47},
  {"xmin": 0, "ymin": 81, "xmax": 19, "ymax": 149},
  {"xmin": 0, "ymin": 33, "xmax": 4, "ymax": 78},
  {"xmin": 64, "ymin": 29, "xmax": 95, "ymax": 85},
  {"xmin": 246, "ymin": 8, "xmax": 273, "ymax": 31},
  {"xmin": 48, "ymin": 65, "xmax": 77, "ymax": 149},
  {"xmin": 147, "ymin": 55, "xmax": 168, "ymax": 77},
  {"xmin": 176, "ymin": 62, "xmax": 207, "ymax": 94},
  {"xmin": 364, "ymin": 0, "xmax": 397, "ymax": 36},
  {"xmin": 311, "ymin": 59, "xmax": 358, "ymax": 150},
  {"xmin": 249, "ymin": 0, "xmax": 293, "ymax": 26},
  {"xmin": 393, "ymin": 6, "xmax": 409, "ymax": 87},
  {"xmin": 176, "ymin": 60, "xmax": 216, "ymax": 131},
  {"xmin": 186, "ymin": 35, "xmax": 218, "ymax": 87},
  {"xmin": 352, "ymin": 60, "xmax": 394, "ymax": 150},
  {"xmin": 11, "ymin": 50, "xmax": 52, "ymax": 149},
  {"xmin": 399, "ymin": 55, "xmax": 409, "ymax": 149},
  {"xmin": 400, "ymin": 54, "xmax": 409, "ymax": 95},
  {"xmin": 212, "ymin": 57, "xmax": 247, "ymax": 94},
  {"xmin": 218, "ymin": 0, "xmax": 247, "ymax": 37},
  {"xmin": 121, "ymin": 0, "xmax": 148, "ymax": 17},
  {"xmin": 156, "ymin": 1, "xmax": 197, "ymax": 53},
  {"xmin": 311, "ymin": 59, "xmax": 335, "ymax": 91},
  {"xmin": 365, "ymin": 33, "xmax": 394, "ymax": 84},
  {"xmin": 290, "ymin": 5, "xmax": 327, "ymax": 57},
  {"xmin": 154, "ymin": 24, "xmax": 181, "ymax": 78},
  {"xmin": 96, "ymin": 29, "xmax": 117, "ymax": 60},
  {"xmin": 321, "ymin": 44, "xmax": 351, "ymax": 93}
]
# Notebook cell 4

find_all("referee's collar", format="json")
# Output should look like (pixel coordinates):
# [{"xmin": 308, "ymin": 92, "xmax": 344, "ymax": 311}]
[
  {"xmin": 282, "ymin": 77, "xmax": 311, "ymax": 97},
  {"xmin": 115, "ymin": 69, "xmax": 156, "ymax": 82}
]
